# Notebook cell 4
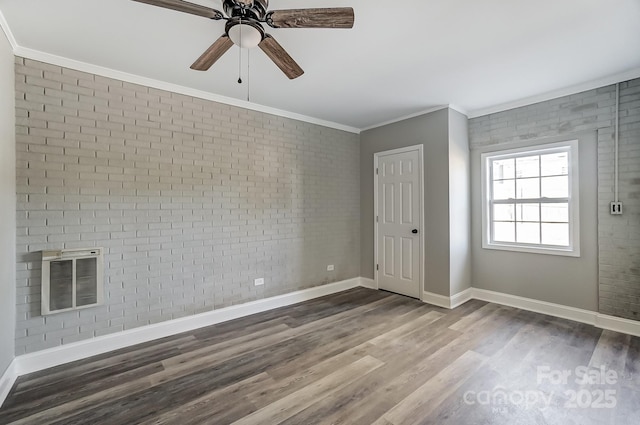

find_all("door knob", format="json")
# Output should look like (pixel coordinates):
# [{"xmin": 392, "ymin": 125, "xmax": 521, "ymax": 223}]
[{"xmin": 412, "ymin": 229, "xmax": 418, "ymax": 234}]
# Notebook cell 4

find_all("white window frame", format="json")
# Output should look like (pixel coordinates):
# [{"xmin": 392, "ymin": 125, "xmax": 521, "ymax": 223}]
[{"xmin": 481, "ymin": 140, "xmax": 580, "ymax": 257}]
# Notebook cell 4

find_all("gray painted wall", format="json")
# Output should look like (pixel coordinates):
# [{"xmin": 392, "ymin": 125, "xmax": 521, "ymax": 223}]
[
  {"xmin": 448, "ymin": 109, "xmax": 471, "ymax": 295},
  {"xmin": 360, "ymin": 108, "xmax": 471, "ymax": 297},
  {"xmin": 470, "ymin": 79, "xmax": 640, "ymax": 317},
  {"xmin": 0, "ymin": 29, "xmax": 16, "ymax": 375},
  {"xmin": 14, "ymin": 58, "xmax": 360, "ymax": 355},
  {"xmin": 470, "ymin": 133, "xmax": 598, "ymax": 311},
  {"xmin": 597, "ymin": 80, "xmax": 640, "ymax": 320}
]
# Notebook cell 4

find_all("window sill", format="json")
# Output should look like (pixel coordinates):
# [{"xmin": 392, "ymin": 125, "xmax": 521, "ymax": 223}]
[{"xmin": 482, "ymin": 242, "xmax": 580, "ymax": 258}]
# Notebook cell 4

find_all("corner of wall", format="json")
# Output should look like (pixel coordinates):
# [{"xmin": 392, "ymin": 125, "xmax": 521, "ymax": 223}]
[
  {"xmin": 0, "ymin": 19, "xmax": 16, "ymax": 378},
  {"xmin": 447, "ymin": 108, "xmax": 472, "ymax": 295}
]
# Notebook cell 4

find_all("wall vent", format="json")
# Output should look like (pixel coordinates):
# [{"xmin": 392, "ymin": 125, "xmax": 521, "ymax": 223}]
[{"xmin": 41, "ymin": 248, "xmax": 104, "ymax": 315}]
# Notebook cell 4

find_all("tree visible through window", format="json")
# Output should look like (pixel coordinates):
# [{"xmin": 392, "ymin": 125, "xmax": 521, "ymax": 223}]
[{"xmin": 482, "ymin": 141, "xmax": 580, "ymax": 256}]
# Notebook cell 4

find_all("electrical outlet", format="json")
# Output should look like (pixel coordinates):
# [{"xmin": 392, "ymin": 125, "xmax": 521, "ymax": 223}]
[
  {"xmin": 254, "ymin": 278, "xmax": 264, "ymax": 286},
  {"xmin": 610, "ymin": 201, "xmax": 623, "ymax": 215},
  {"xmin": 327, "ymin": 265, "xmax": 335, "ymax": 271}
]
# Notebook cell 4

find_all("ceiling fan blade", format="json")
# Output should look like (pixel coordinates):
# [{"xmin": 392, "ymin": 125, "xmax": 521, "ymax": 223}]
[
  {"xmin": 259, "ymin": 34, "xmax": 304, "ymax": 79},
  {"xmin": 191, "ymin": 35, "xmax": 234, "ymax": 71},
  {"xmin": 267, "ymin": 8, "xmax": 354, "ymax": 29},
  {"xmin": 131, "ymin": 0, "xmax": 223, "ymax": 19}
]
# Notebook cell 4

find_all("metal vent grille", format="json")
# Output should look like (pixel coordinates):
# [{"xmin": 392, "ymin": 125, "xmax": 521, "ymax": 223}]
[{"xmin": 42, "ymin": 248, "xmax": 104, "ymax": 315}]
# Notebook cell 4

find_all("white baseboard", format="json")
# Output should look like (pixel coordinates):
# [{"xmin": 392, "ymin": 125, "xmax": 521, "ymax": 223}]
[
  {"xmin": 595, "ymin": 313, "xmax": 640, "ymax": 337},
  {"xmin": 450, "ymin": 288, "xmax": 474, "ymax": 308},
  {"xmin": 422, "ymin": 291, "xmax": 453, "ymax": 309},
  {"xmin": 359, "ymin": 277, "xmax": 377, "ymax": 289},
  {"xmin": 13, "ymin": 278, "xmax": 361, "ymax": 377},
  {"xmin": 4, "ymin": 278, "xmax": 639, "ymax": 408},
  {"xmin": 471, "ymin": 288, "xmax": 596, "ymax": 324},
  {"xmin": 422, "ymin": 288, "xmax": 473, "ymax": 309},
  {"xmin": 420, "ymin": 286, "xmax": 640, "ymax": 337},
  {"xmin": 0, "ymin": 359, "xmax": 17, "ymax": 408},
  {"xmin": 471, "ymin": 288, "xmax": 640, "ymax": 337}
]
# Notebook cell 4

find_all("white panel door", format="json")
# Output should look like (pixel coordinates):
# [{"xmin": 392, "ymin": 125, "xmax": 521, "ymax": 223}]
[{"xmin": 376, "ymin": 148, "xmax": 421, "ymax": 299}]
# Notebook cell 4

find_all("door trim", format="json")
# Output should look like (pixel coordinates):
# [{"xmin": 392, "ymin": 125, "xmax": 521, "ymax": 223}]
[{"xmin": 374, "ymin": 145, "xmax": 425, "ymax": 301}]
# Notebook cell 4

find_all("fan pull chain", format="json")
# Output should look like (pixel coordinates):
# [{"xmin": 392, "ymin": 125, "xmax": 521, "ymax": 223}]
[
  {"xmin": 237, "ymin": 17, "xmax": 243, "ymax": 84},
  {"xmin": 247, "ymin": 49, "xmax": 251, "ymax": 102}
]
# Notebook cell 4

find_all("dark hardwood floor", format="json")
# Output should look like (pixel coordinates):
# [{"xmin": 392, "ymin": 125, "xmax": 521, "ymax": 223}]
[{"xmin": 1, "ymin": 287, "xmax": 638, "ymax": 425}]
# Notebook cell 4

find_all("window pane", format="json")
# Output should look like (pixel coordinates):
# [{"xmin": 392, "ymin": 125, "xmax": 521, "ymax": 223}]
[
  {"xmin": 541, "ymin": 203, "xmax": 569, "ymax": 223},
  {"xmin": 494, "ymin": 204, "xmax": 514, "ymax": 221},
  {"xmin": 517, "ymin": 222, "xmax": 540, "ymax": 244},
  {"xmin": 492, "ymin": 158, "xmax": 515, "ymax": 180},
  {"xmin": 493, "ymin": 179, "xmax": 515, "ymax": 200},
  {"xmin": 516, "ymin": 178, "xmax": 540, "ymax": 199},
  {"xmin": 76, "ymin": 257, "xmax": 98, "ymax": 307},
  {"xmin": 541, "ymin": 152, "xmax": 568, "ymax": 176},
  {"xmin": 494, "ymin": 221, "xmax": 515, "ymax": 243},
  {"xmin": 541, "ymin": 176, "xmax": 569, "ymax": 198},
  {"xmin": 50, "ymin": 260, "xmax": 73, "ymax": 311},
  {"xmin": 542, "ymin": 223, "xmax": 569, "ymax": 246},
  {"xmin": 516, "ymin": 155, "xmax": 539, "ymax": 178},
  {"xmin": 516, "ymin": 203, "xmax": 540, "ymax": 222}
]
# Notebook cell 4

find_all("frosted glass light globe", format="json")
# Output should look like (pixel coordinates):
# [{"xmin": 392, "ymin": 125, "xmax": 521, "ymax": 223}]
[{"xmin": 228, "ymin": 24, "xmax": 262, "ymax": 49}]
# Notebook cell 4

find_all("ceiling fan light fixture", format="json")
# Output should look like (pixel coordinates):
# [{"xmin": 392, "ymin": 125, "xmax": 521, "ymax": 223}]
[
  {"xmin": 228, "ymin": 24, "xmax": 262, "ymax": 49},
  {"xmin": 134, "ymin": 0, "xmax": 356, "ymax": 79}
]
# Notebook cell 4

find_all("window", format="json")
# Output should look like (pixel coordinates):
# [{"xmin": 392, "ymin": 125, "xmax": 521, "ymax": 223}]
[{"xmin": 481, "ymin": 141, "xmax": 580, "ymax": 256}]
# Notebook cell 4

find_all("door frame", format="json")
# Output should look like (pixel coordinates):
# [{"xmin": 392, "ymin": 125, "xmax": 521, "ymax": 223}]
[{"xmin": 374, "ymin": 144, "xmax": 425, "ymax": 301}]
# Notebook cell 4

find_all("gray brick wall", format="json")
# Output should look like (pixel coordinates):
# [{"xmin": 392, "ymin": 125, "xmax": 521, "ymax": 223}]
[
  {"xmin": 469, "ymin": 79, "xmax": 640, "ymax": 321},
  {"xmin": 15, "ymin": 58, "xmax": 361, "ymax": 355}
]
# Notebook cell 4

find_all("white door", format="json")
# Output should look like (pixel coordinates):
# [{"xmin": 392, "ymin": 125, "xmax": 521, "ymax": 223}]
[{"xmin": 375, "ymin": 147, "xmax": 422, "ymax": 299}]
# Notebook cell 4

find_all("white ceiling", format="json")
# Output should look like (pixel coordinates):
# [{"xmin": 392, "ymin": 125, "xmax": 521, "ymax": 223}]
[{"xmin": 1, "ymin": 0, "xmax": 639, "ymax": 131}]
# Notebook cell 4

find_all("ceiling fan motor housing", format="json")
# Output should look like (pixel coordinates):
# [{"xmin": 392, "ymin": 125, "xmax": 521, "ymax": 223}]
[{"xmin": 223, "ymin": 0, "xmax": 268, "ymax": 21}]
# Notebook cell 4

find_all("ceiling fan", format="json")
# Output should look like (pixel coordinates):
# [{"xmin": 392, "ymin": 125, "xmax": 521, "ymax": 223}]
[{"xmin": 132, "ymin": 0, "xmax": 355, "ymax": 79}]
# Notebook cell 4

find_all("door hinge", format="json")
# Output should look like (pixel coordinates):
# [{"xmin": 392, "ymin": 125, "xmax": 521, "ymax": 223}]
[
  {"xmin": 376, "ymin": 264, "xmax": 379, "ymax": 271},
  {"xmin": 376, "ymin": 168, "xmax": 379, "ymax": 175}
]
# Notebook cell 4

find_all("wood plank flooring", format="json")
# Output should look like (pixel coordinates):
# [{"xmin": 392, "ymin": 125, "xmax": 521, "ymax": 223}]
[{"xmin": 1, "ymin": 288, "xmax": 639, "ymax": 425}]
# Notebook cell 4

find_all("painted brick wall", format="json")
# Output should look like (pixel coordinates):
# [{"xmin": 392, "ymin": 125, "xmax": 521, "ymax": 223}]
[
  {"xmin": 14, "ymin": 58, "xmax": 360, "ymax": 355},
  {"xmin": 469, "ymin": 78, "xmax": 640, "ymax": 321}
]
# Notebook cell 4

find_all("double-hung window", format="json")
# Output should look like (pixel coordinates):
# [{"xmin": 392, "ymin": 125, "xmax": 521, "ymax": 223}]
[{"xmin": 481, "ymin": 140, "xmax": 580, "ymax": 256}]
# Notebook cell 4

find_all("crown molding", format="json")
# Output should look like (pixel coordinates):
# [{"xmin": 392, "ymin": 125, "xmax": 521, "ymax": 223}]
[
  {"xmin": 1, "ymin": 4, "xmax": 359, "ymax": 134},
  {"xmin": 11, "ymin": 45, "xmax": 361, "ymax": 134},
  {"xmin": 360, "ymin": 105, "xmax": 450, "ymax": 132},
  {"xmin": 3, "ymin": 8, "xmax": 639, "ymax": 134},
  {"xmin": 0, "ymin": 9, "xmax": 17, "ymax": 50},
  {"xmin": 361, "ymin": 103, "xmax": 472, "ymax": 132},
  {"xmin": 448, "ymin": 104, "xmax": 469, "ymax": 117},
  {"xmin": 467, "ymin": 68, "xmax": 640, "ymax": 119}
]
